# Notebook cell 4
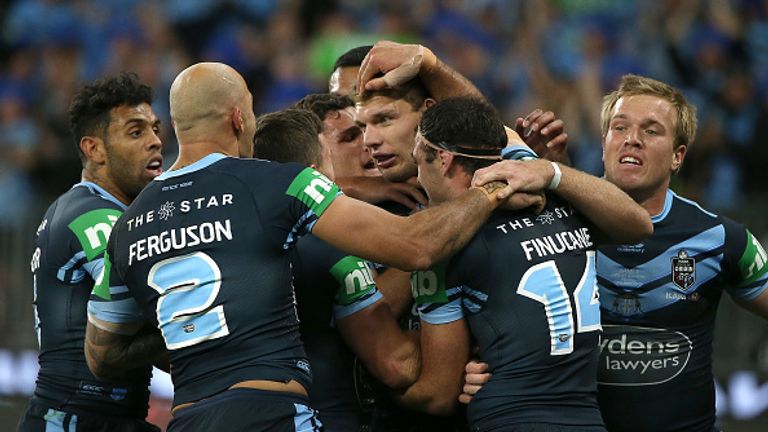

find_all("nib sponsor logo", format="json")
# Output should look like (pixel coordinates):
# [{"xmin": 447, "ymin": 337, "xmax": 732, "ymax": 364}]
[{"xmin": 598, "ymin": 325, "xmax": 692, "ymax": 386}]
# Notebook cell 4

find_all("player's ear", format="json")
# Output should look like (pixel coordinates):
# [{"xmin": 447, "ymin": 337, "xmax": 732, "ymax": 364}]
[
  {"xmin": 439, "ymin": 150, "xmax": 454, "ymax": 175},
  {"xmin": 671, "ymin": 144, "xmax": 687, "ymax": 173},
  {"xmin": 231, "ymin": 106, "xmax": 244, "ymax": 134},
  {"xmin": 80, "ymin": 136, "xmax": 106, "ymax": 165}
]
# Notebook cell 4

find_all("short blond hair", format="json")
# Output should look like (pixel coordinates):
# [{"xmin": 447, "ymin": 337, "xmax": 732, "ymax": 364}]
[{"xmin": 600, "ymin": 74, "xmax": 697, "ymax": 149}]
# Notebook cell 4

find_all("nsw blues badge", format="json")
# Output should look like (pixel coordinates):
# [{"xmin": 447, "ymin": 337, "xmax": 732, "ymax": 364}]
[{"xmin": 671, "ymin": 250, "xmax": 695, "ymax": 290}]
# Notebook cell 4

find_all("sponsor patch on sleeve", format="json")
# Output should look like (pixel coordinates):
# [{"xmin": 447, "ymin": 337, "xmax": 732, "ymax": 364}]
[
  {"xmin": 411, "ymin": 261, "xmax": 449, "ymax": 305},
  {"xmin": 68, "ymin": 209, "xmax": 122, "ymax": 260},
  {"xmin": 738, "ymin": 230, "xmax": 768, "ymax": 285},
  {"xmin": 285, "ymin": 168, "xmax": 340, "ymax": 217},
  {"xmin": 331, "ymin": 256, "xmax": 377, "ymax": 305}
]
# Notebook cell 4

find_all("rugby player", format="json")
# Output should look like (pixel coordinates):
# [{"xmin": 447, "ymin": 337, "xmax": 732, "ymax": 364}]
[
  {"xmin": 406, "ymin": 96, "xmax": 651, "ymax": 431},
  {"xmin": 19, "ymin": 73, "xmax": 164, "ymax": 432},
  {"xmin": 253, "ymin": 107, "xmax": 420, "ymax": 431}
]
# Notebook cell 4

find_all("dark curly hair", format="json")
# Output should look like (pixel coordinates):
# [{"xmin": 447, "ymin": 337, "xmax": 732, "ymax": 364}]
[{"xmin": 68, "ymin": 72, "xmax": 153, "ymax": 164}]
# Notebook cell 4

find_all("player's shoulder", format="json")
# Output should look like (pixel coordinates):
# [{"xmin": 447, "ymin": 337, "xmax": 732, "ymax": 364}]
[
  {"xmin": 46, "ymin": 182, "xmax": 125, "ymax": 257},
  {"xmin": 209, "ymin": 157, "xmax": 307, "ymax": 180},
  {"xmin": 665, "ymin": 190, "xmax": 722, "ymax": 223},
  {"xmin": 51, "ymin": 182, "xmax": 125, "ymax": 228}
]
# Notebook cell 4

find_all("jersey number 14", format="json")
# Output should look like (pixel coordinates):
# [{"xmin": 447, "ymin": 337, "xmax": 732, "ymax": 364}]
[{"xmin": 517, "ymin": 251, "xmax": 601, "ymax": 355}]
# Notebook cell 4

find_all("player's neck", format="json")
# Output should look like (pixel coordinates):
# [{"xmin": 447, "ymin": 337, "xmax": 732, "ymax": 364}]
[
  {"xmin": 634, "ymin": 187, "xmax": 669, "ymax": 218},
  {"xmin": 81, "ymin": 168, "xmax": 131, "ymax": 206},
  {"xmin": 169, "ymin": 140, "xmax": 238, "ymax": 171}
]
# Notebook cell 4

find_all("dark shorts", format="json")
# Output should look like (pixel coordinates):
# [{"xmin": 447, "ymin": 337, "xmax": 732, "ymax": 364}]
[
  {"xmin": 17, "ymin": 397, "xmax": 159, "ymax": 432},
  {"xmin": 167, "ymin": 388, "xmax": 323, "ymax": 432},
  {"xmin": 481, "ymin": 424, "xmax": 606, "ymax": 432}
]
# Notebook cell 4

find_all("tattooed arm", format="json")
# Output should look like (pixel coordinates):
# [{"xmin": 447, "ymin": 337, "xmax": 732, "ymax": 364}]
[{"xmin": 85, "ymin": 317, "xmax": 167, "ymax": 382}]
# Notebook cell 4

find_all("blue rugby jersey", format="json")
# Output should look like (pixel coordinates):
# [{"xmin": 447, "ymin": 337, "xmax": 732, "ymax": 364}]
[
  {"xmin": 30, "ymin": 182, "xmax": 151, "ymax": 417},
  {"xmin": 597, "ymin": 189, "xmax": 768, "ymax": 432},
  {"xmin": 88, "ymin": 154, "xmax": 342, "ymax": 407},
  {"xmin": 291, "ymin": 233, "xmax": 383, "ymax": 431},
  {"xmin": 414, "ymin": 194, "xmax": 605, "ymax": 431}
]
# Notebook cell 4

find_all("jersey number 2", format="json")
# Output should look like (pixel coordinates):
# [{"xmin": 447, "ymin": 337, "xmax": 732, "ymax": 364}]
[
  {"xmin": 517, "ymin": 251, "xmax": 601, "ymax": 355},
  {"xmin": 148, "ymin": 252, "xmax": 230, "ymax": 350}
]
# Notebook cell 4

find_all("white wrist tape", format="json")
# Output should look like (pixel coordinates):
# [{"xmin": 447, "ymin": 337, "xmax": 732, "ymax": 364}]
[{"xmin": 547, "ymin": 161, "xmax": 562, "ymax": 190}]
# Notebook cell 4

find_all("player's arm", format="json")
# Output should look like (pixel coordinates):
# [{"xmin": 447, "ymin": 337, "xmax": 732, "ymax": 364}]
[
  {"xmin": 312, "ymin": 180, "xmax": 510, "ymax": 271},
  {"xmin": 85, "ymin": 248, "xmax": 167, "ymax": 382},
  {"xmin": 394, "ymin": 319, "xmax": 471, "ymax": 415},
  {"xmin": 337, "ymin": 300, "xmax": 420, "ymax": 388},
  {"xmin": 357, "ymin": 40, "xmax": 483, "ymax": 101},
  {"xmin": 472, "ymin": 159, "xmax": 653, "ymax": 244},
  {"xmin": 335, "ymin": 175, "xmax": 427, "ymax": 211},
  {"xmin": 84, "ymin": 318, "xmax": 166, "ymax": 382},
  {"xmin": 739, "ymin": 290, "xmax": 768, "ymax": 319},
  {"xmin": 325, "ymin": 253, "xmax": 419, "ymax": 388}
]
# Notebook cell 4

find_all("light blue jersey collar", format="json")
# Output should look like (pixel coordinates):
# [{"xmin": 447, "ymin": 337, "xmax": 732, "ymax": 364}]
[
  {"xmin": 73, "ymin": 181, "xmax": 127, "ymax": 210},
  {"xmin": 651, "ymin": 189, "xmax": 675, "ymax": 223},
  {"xmin": 154, "ymin": 153, "xmax": 229, "ymax": 181}
]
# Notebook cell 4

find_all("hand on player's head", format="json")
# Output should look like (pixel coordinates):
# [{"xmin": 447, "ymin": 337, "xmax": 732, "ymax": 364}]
[{"xmin": 357, "ymin": 41, "xmax": 436, "ymax": 96}]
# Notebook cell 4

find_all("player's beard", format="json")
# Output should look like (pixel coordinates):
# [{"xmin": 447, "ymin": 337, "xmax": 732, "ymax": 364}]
[{"xmin": 104, "ymin": 139, "xmax": 146, "ymax": 201}]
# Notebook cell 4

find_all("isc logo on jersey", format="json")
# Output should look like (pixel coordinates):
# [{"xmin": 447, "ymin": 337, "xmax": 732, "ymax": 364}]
[
  {"xmin": 286, "ymin": 168, "xmax": 340, "ymax": 217},
  {"xmin": 68, "ymin": 209, "xmax": 123, "ymax": 259},
  {"xmin": 598, "ymin": 324, "xmax": 692, "ymax": 386}
]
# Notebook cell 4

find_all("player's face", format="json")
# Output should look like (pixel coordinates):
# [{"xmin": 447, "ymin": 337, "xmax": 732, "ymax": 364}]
[
  {"xmin": 103, "ymin": 103, "xmax": 162, "ymax": 200},
  {"xmin": 413, "ymin": 133, "xmax": 447, "ymax": 205},
  {"xmin": 320, "ymin": 107, "xmax": 378, "ymax": 178},
  {"xmin": 602, "ymin": 94, "xmax": 686, "ymax": 203},
  {"xmin": 356, "ymin": 95, "xmax": 422, "ymax": 183},
  {"xmin": 329, "ymin": 66, "xmax": 359, "ymax": 95}
]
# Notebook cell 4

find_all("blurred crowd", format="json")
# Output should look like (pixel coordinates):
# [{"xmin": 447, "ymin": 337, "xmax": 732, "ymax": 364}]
[{"xmin": 1, "ymin": 0, "xmax": 767, "ymax": 227}]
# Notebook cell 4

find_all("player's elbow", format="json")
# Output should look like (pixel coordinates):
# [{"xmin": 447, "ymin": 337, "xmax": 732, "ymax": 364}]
[
  {"xmin": 375, "ymin": 345, "xmax": 420, "ymax": 389},
  {"xmin": 417, "ymin": 394, "xmax": 459, "ymax": 416},
  {"xmin": 425, "ymin": 395, "xmax": 458, "ymax": 416}
]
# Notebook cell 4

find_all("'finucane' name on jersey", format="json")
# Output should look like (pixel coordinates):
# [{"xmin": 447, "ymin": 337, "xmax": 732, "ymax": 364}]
[
  {"xmin": 128, "ymin": 219, "xmax": 232, "ymax": 265},
  {"xmin": 520, "ymin": 227, "xmax": 593, "ymax": 261}
]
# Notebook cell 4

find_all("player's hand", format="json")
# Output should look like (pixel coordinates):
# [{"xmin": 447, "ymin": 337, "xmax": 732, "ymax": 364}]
[
  {"xmin": 471, "ymin": 159, "xmax": 554, "ymax": 200},
  {"xmin": 357, "ymin": 41, "xmax": 437, "ymax": 93},
  {"xmin": 514, "ymin": 109, "xmax": 569, "ymax": 164},
  {"xmin": 336, "ymin": 175, "xmax": 427, "ymax": 210},
  {"xmin": 459, "ymin": 360, "xmax": 491, "ymax": 404},
  {"xmin": 503, "ymin": 191, "xmax": 546, "ymax": 213}
]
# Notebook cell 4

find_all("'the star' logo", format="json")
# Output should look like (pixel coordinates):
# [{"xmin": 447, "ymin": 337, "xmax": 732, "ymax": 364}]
[{"xmin": 158, "ymin": 201, "xmax": 175, "ymax": 221}]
